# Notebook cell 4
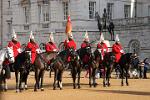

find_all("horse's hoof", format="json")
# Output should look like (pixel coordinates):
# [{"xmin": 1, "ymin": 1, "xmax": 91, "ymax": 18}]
[
  {"xmin": 103, "ymin": 84, "xmax": 106, "ymax": 87},
  {"xmin": 53, "ymin": 87, "xmax": 56, "ymax": 90},
  {"xmin": 108, "ymin": 83, "xmax": 111, "ymax": 87},
  {"xmin": 78, "ymin": 86, "xmax": 81, "ymax": 89},
  {"xmin": 41, "ymin": 88, "xmax": 44, "ymax": 91},
  {"xmin": 89, "ymin": 85, "xmax": 92, "ymax": 88},
  {"xmin": 16, "ymin": 89, "xmax": 20, "ymax": 93},
  {"xmin": 25, "ymin": 85, "xmax": 28, "ymax": 90},
  {"xmin": 60, "ymin": 88, "xmax": 63, "ymax": 90},
  {"xmin": 4, "ymin": 89, "xmax": 7, "ymax": 92},
  {"xmin": 126, "ymin": 83, "xmax": 129, "ymax": 86},
  {"xmin": 34, "ymin": 89, "xmax": 37, "ymax": 92},
  {"xmin": 121, "ymin": 83, "xmax": 124, "ymax": 86},
  {"xmin": 73, "ymin": 86, "xmax": 76, "ymax": 89}
]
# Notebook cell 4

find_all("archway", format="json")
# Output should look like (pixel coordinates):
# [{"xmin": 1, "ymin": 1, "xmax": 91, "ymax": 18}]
[{"xmin": 128, "ymin": 39, "xmax": 141, "ymax": 55}]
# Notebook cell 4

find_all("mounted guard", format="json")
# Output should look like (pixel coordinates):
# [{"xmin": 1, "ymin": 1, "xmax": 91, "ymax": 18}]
[
  {"xmin": 25, "ymin": 31, "xmax": 41, "ymax": 65},
  {"xmin": 3, "ymin": 29, "xmax": 21, "ymax": 78}
]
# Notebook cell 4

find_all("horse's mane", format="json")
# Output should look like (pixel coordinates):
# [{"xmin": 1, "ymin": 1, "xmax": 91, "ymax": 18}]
[
  {"xmin": 119, "ymin": 53, "xmax": 133, "ymax": 64},
  {"xmin": 15, "ymin": 51, "xmax": 26, "ymax": 63}
]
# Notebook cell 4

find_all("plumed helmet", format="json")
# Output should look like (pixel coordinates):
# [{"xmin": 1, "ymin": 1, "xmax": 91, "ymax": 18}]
[
  {"xmin": 12, "ymin": 29, "xmax": 17, "ymax": 40},
  {"xmin": 100, "ymin": 33, "xmax": 105, "ymax": 43},
  {"xmin": 49, "ymin": 32, "xmax": 54, "ymax": 42},
  {"xmin": 83, "ymin": 31, "xmax": 89, "ymax": 42},
  {"xmin": 115, "ymin": 34, "xmax": 120, "ymax": 42}
]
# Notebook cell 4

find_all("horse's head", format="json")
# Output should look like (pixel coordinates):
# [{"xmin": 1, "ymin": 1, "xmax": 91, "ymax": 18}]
[
  {"xmin": 130, "ymin": 53, "xmax": 139, "ymax": 66},
  {"xmin": 25, "ymin": 50, "xmax": 32, "ymax": 64},
  {"xmin": 5, "ymin": 47, "xmax": 15, "ymax": 63},
  {"xmin": 85, "ymin": 46, "xmax": 92, "ymax": 55},
  {"xmin": 109, "ymin": 52, "xmax": 116, "ymax": 63}
]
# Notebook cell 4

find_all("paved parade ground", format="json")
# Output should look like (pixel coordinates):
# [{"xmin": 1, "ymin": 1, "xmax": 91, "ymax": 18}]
[{"xmin": 1, "ymin": 71, "xmax": 150, "ymax": 100}]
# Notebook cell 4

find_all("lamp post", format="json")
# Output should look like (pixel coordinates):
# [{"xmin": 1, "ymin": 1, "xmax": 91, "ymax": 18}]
[{"xmin": 0, "ymin": 0, "xmax": 3, "ymax": 49}]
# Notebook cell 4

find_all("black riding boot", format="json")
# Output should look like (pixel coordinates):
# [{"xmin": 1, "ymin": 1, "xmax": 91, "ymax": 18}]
[{"xmin": 4, "ymin": 65, "xmax": 11, "ymax": 79}]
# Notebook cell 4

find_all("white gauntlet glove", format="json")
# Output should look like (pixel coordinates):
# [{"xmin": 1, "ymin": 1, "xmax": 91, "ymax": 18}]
[
  {"xmin": 36, "ymin": 49, "xmax": 42, "ymax": 54},
  {"xmin": 120, "ymin": 50, "xmax": 124, "ymax": 53},
  {"xmin": 98, "ymin": 49, "xmax": 101, "ymax": 53},
  {"xmin": 53, "ymin": 49, "xmax": 57, "ymax": 52},
  {"xmin": 17, "ymin": 48, "xmax": 22, "ymax": 53}
]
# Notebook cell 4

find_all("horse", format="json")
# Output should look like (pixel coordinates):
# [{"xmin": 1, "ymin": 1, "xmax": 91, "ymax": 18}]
[
  {"xmin": 33, "ymin": 52, "xmax": 58, "ymax": 91},
  {"xmin": 69, "ymin": 48, "xmax": 82, "ymax": 89},
  {"xmin": 0, "ymin": 47, "xmax": 16, "ymax": 91},
  {"xmin": 118, "ymin": 53, "xmax": 137, "ymax": 86},
  {"xmin": 78, "ymin": 46, "xmax": 98, "ymax": 87},
  {"xmin": 13, "ymin": 51, "xmax": 31, "ymax": 92},
  {"xmin": 0, "ymin": 48, "xmax": 31, "ymax": 92},
  {"xmin": 52, "ymin": 56, "xmax": 65, "ymax": 90},
  {"xmin": 102, "ymin": 52, "xmax": 116, "ymax": 87}
]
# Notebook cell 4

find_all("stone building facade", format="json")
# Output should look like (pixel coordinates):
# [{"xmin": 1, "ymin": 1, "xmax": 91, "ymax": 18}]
[{"xmin": 0, "ymin": 0, "xmax": 150, "ymax": 60}]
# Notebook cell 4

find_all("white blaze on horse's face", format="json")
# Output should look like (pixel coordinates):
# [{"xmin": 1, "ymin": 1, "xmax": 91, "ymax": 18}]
[
  {"xmin": 0, "ymin": 49, "xmax": 6, "ymax": 66},
  {"xmin": 6, "ymin": 47, "xmax": 15, "ymax": 63},
  {"xmin": 26, "ymin": 51, "xmax": 32, "ymax": 62}
]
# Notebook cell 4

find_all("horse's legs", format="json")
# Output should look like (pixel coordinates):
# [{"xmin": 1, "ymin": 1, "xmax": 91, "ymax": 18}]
[
  {"xmin": 93, "ymin": 68, "xmax": 97, "ymax": 87},
  {"xmin": 59, "ymin": 71, "xmax": 63, "ymax": 90},
  {"xmin": 15, "ymin": 70, "xmax": 20, "ymax": 92},
  {"xmin": 24, "ymin": 71, "xmax": 29, "ymax": 90},
  {"xmin": 34, "ymin": 69, "xmax": 39, "ymax": 91},
  {"xmin": 89, "ymin": 67, "xmax": 92, "ymax": 87},
  {"xmin": 126, "ymin": 69, "xmax": 129, "ymax": 86},
  {"xmin": 77, "ymin": 69, "xmax": 81, "ymax": 89},
  {"xmin": 19, "ymin": 71, "xmax": 24, "ymax": 92},
  {"xmin": 106, "ymin": 67, "xmax": 111, "ymax": 87},
  {"xmin": 103, "ymin": 67, "xmax": 106, "ymax": 87},
  {"xmin": 72, "ymin": 68, "xmax": 76, "ymax": 89},
  {"xmin": 53, "ymin": 69, "xmax": 58, "ymax": 90},
  {"xmin": 3, "ymin": 78, "xmax": 8, "ymax": 91},
  {"xmin": 49, "ymin": 69, "xmax": 52, "ymax": 78},
  {"xmin": 121, "ymin": 67, "xmax": 124, "ymax": 86},
  {"xmin": 40, "ymin": 70, "xmax": 45, "ymax": 91}
]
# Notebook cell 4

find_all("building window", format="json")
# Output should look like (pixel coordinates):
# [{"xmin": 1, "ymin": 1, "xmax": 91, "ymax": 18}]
[
  {"xmin": 23, "ymin": 6, "xmax": 30, "ymax": 23},
  {"xmin": 107, "ymin": 3, "xmax": 114, "ymax": 20},
  {"xmin": 43, "ymin": 5, "xmax": 49, "ymax": 22},
  {"xmin": 124, "ymin": 5, "xmax": 131, "ymax": 18},
  {"xmin": 43, "ymin": 0, "xmax": 49, "ymax": 4},
  {"xmin": 63, "ymin": 2, "xmax": 69, "ymax": 20},
  {"xmin": 89, "ymin": 1, "xmax": 96, "ymax": 19}
]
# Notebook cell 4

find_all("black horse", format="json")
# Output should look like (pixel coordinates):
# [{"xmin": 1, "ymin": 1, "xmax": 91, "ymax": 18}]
[
  {"xmin": 14, "ymin": 51, "xmax": 31, "ymax": 92},
  {"xmin": 118, "ymin": 53, "xmax": 137, "ymax": 86},
  {"xmin": 102, "ymin": 52, "xmax": 116, "ymax": 87},
  {"xmin": 78, "ymin": 46, "xmax": 98, "ymax": 87},
  {"xmin": 69, "ymin": 48, "xmax": 82, "ymax": 89}
]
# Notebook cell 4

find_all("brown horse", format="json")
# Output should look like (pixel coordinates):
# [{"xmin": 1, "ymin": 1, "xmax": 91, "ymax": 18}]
[
  {"xmin": 52, "ymin": 57, "xmax": 65, "ymax": 90},
  {"xmin": 34, "ymin": 52, "xmax": 57, "ymax": 91}
]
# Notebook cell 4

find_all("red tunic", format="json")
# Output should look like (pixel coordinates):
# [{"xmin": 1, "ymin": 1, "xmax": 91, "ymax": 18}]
[
  {"xmin": 81, "ymin": 41, "xmax": 90, "ymax": 48},
  {"xmin": 97, "ymin": 43, "xmax": 108, "ymax": 58},
  {"xmin": 3, "ymin": 41, "xmax": 21, "ymax": 65},
  {"xmin": 7, "ymin": 41, "xmax": 21, "ymax": 58},
  {"xmin": 64, "ymin": 39, "xmax": 76, "ymax": 62},
  {"xmin": 26, "ymin": 42, "xmax": 39, "ymax": 64},
  {"xmin": 45, "ymin": 42, "xmax": 58, "ymax": 52},
  {"xmin": 64, "ymin": 39, "xmax": 76, "ymax": 50},
  {"xmin": 112, "ymin": 43, "xmax": 123, "ymax": 63},
  {"xmin": 81, "ymin": 41, "xmax": 90, "ymax": 63}
]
